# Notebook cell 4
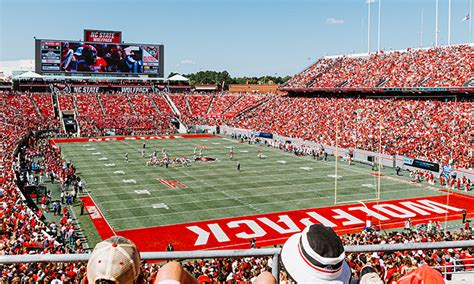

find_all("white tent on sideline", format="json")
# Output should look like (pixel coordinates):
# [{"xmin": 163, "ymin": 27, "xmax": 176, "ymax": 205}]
[{"xmin": 166, "ymin": 74, "xmax": 189, "ymax": 82}]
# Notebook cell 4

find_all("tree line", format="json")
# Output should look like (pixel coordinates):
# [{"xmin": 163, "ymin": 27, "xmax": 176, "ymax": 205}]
[{"xmin": 168, "ymin": 71, "xmax": 291, "ymax": 88}]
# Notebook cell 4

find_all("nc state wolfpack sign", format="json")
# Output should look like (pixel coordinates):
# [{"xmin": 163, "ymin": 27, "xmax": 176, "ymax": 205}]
[{"xmin": 116, "ymin": 194, "xmax": 472, "ymax": 251}]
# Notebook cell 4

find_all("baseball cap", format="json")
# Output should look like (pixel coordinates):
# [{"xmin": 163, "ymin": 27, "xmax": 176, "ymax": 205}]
[
  {"xmin": 281, "ymin": 224, "xmax": 351, "ymax": 283},
  {"xmin": 87, "ymin": 236, "xmax": 141, "ymax": 284}
]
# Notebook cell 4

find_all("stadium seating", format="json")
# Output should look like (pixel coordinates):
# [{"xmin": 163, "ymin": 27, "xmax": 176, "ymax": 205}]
[
  {"xmin": 208, "ymin": 94, "xmax": 242, "ymax": 114},
  {"xmin": 128, "ymin": 94, "xmax": 160, "ymax": 116},
  {"xmin": 0, "ymin": 93, "xmax": 78, "ymax": 266},
  {"xmin": 185, "ymin": 94, "xmax": 213, "ymax": 116},
  {"xmin": 75, "ymin": 94, "xmax": 102, "ymax": 117},
  {"xmin": 99, "ymin": 94, "xmax": 134, "ymax": 116},
  {"xmin": 31, "ymin": 93, "xmax": 54, "ymax": 118},
  {"xmin": 150, "ymin": 93, "xmax": 174, "ymax": 113},
  {"xmin": 168, "ymin": 94, "xmax": 192, "ymax": 118},
  {"xmin": 1, "ymin": 90, "xmax": 472, "ymax": 283},
  {"xmin": 58, "ymin": 95, "xmax": 75, "ymax": 111},
  {"xmin": 228, "ymin": 96, "xmax": 472, "ymax": 169},
  {"xmin": 285, "ymin": 45, "xmax": 473, "ymax": 88}
]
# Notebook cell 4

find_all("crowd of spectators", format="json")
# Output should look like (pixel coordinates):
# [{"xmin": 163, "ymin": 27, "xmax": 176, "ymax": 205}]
[
  {"xmin": 72, "ymin": 93, "xmax": 176, "ymax": 136},
  {"xmin": 99, "ymin": 94, "xmax": 135, "ymax": 116},
  {"xmin": 208, "ymin": 94, "xmax": 242, "ymax": 114},
  {"xmin": 1, "ymin": 218, "xmax": 472, "ymax": 283},
  {"xmin": 227, "ymin": 96, "xmax": 472, "ymax": 169},
  {"xmin": 57, "ymin": 95, "xmax": 75, "ymax": 112},
  {"xmin": 186, "ymin": 94, "xmax": 213, "ymax": 116},
  {"xmin": 0, "ymin": 93, "xmax": 82, "ymax": 281},
  {"xmin": 285, "ymin": 45, "xmax": 473, "ymax": 88},
  {"xmin": 31, "ymin": 93, "xmax": 55, "ymax": 118}
]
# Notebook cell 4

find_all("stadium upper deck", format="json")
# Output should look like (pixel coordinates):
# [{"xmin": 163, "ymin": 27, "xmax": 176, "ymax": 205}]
[{"xmin": 281, "ymin": 44, "xmax": 473, "ymax": 92}]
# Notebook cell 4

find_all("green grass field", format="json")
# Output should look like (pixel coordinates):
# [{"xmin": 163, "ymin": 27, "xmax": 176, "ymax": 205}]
[{"xmin": 58, "ymin": 135, "xmax": 442, "ymax": 234}]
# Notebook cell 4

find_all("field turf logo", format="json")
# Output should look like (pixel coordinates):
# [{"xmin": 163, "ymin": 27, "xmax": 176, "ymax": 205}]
[{"xmin": 159, "ymin": 179, "xmax": 188, "ymax": 189}]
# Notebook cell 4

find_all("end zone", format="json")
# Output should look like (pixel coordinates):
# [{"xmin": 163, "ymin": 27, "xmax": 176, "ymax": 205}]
[{"xmin": 81, "ymin": 193, "xmax": 474, "ymax": 251}]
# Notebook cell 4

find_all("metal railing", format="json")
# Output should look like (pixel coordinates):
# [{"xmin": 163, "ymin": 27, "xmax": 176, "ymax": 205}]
[{"xmin": 1, "ymin": 240, "xmax": 473, "ymax": 281}]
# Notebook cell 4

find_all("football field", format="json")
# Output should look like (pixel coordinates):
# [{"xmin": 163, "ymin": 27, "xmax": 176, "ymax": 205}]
[{"xmin": 54, "ymin": 134, "xmax": 469, "ymax": 250}]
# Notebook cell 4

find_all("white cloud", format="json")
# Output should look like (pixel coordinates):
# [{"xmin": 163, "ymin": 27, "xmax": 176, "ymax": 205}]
[
  {"xmin": 180, "ymin": 59, "xmax": 196, "ymax": 65},
  {"xmin": 325, "ymin": 18, "xmax": 345, "ymax": 25}
]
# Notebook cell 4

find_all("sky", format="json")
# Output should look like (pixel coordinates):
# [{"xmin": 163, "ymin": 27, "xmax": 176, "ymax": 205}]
[{"xmin": 0, "ymin": 0, "xmax": 472, "ymax": 77}]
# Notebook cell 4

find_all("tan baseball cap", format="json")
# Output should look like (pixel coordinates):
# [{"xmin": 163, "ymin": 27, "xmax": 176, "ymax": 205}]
[{"xmin": 87, "ymin": 236, "xmax": 141, "ymax": 284}]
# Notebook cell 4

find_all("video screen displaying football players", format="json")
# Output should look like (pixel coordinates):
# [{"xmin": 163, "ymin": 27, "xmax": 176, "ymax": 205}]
[{"xmin": 59, "ymin": 41, "xmax": 151, "ymax": 74}]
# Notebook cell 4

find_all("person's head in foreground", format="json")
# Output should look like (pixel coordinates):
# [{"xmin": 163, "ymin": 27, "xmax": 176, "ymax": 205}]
[
  {"xmin": 87, "ymin": 236, "xmax": 141, "ymax": 284},
  {"xmin": 359, "ymin": 265, "xmax": 383, "ymax": 284},
  {"xmin": 154, "ymin": 262, "xmax": 276, "ymax": 284},
  {"xmin": 395, "ymin": 264, "xmax": 444, "ymax": 284},
  {"xmin": 281, "ymin": 224, "xmax": 352, "ymax": 283}
]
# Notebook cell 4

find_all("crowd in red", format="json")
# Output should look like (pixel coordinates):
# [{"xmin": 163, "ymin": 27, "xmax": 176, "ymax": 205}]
[
  {"xmin": 71, "ymin": 93, "xmax": 176, "ymax": 136},
  {"xmin": 0, "ymin": 93, "xmax": 80, "ymax": 281},
  {"xmin": 285, "ymin": 45, "xmax": 473, "ymax": 88},
  {"xmin": 58, "ymin": 95, "xmax": 75, "ymax": 111},
  {"xmin": 225, "ymin": 96, "xmax": 472, "ymax": 169},
  {"xmin": 31, "ymin": 93, "xmax": 55, "ymax": 118}
]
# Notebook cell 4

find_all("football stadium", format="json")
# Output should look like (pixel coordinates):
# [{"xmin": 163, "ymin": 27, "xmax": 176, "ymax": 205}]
[{"xmin": 0, "ymin": 0, "xmax": 473, "ymax": 283}]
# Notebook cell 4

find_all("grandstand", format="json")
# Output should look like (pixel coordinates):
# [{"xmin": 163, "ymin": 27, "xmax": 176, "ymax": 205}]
[{"xmin": 1, "ymin": 13, "xmax": 474, "ymax": 284}]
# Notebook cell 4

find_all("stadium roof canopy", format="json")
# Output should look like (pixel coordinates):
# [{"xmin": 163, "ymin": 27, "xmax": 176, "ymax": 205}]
[
  {"xmin": 166, "ymin": 74, "xmax": 189, "ymax": 82},
  {"xmin": 15, "ymin": 71, "xmax": 43, "ymax": 79}
]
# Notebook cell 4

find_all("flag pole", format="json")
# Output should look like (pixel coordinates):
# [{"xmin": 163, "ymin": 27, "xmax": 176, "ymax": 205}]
[
  {"xmin": 421, "ymin": 8, "xmax": 424, "ymax": 47},
  {"xmin": 378, "ymin": 0, "xmax": 382, "ymax": 51},
  {"xmin": 470, "ymin": 0, "xmax": 472, "ymax": 43},
  {"xmin": 448, "ymin": 0, "xmax": 452, "ymax": 45},
  {"xmin": 435, "ymin": 0, "xmax": 439, "ymax": 46},
  {"xmin": 368, "ymin": 0, "xmax": 371, "ymax": 53}
]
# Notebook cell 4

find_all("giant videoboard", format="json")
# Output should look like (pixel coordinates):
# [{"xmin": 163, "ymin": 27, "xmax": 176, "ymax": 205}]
[{"xmin": 35, "ymin": 39, "xmax": 164, "ymax": 77}]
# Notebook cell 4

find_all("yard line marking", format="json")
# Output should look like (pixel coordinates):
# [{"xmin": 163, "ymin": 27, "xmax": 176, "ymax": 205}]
[
  {"xmin": 82, "ymin": 144, "xmax": 91, "ymax": 147},
  {"xmin": 86, "ymin": 172, "xmax": 370, "ymax": 189},
  {"xmin": 86, "ymin": 148, "xmax": 96, "ymax": 151},
  {"xmin": 106, "ymin": 187, "xmax": 415, "ymax": 222},
  {"xmin": 113, "ymin": 170, "xmax": 125, "ymax": 174},
  {"xmin": 123, "ymin": 179, "xmax": 137, "ymax": 184},
  {"xmin": 300, "ymin": 167, "xmax": 313, "ymax": 171},
  {"xmin": 151, "ymin": 203, "xmax": 169, "ymax": 209},
  {"xmin": 92, "ymin": 152, "xmax": 101, "ymax": 155},
  {"xmin": 200, "ymin": 139, "xmax": 208, "ymax": 142},
  {"xmin": 94, "ymin": 176, "xmax": 390, "ymax": 200},
  {"xmin": 328, "ymin": 174, "xmax": 342, "ymax": 179},
  {"xmin": 277, "ymin": 160, "xmax": 287, "ymax": 164},
  {"xmin": 97, "ymin": 181, "xmax": 405, "ymax": 211},
  {"xmin": 211, "ymin": 142, "xmax": 220, "ymax": 145},
  {"xmin": 134, "ymin": 190, "xmax": 151, "ymax": 195},
  {"xmin": 104, "ymin": 163, "xmax": 115, "ymax": 167},
  {"xmin": 239, "ymin": 150, "xmax": 249, "ymax": 153},
  {"xmin": 98, "ymin": 157, "xmax": 108, "ymax": 161},
  {"xmin": 362, "ymin": 183, "xmax": 376, "ymax": 188}
]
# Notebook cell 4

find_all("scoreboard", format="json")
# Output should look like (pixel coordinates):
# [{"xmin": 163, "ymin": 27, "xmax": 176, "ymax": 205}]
[
  {"xmin": 35, "ymin": 39, "xmax": 164, "ymax": 77},
  {"xmin": 40, "ymin": 41, "xmax": 61, "ymax": 72}
]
